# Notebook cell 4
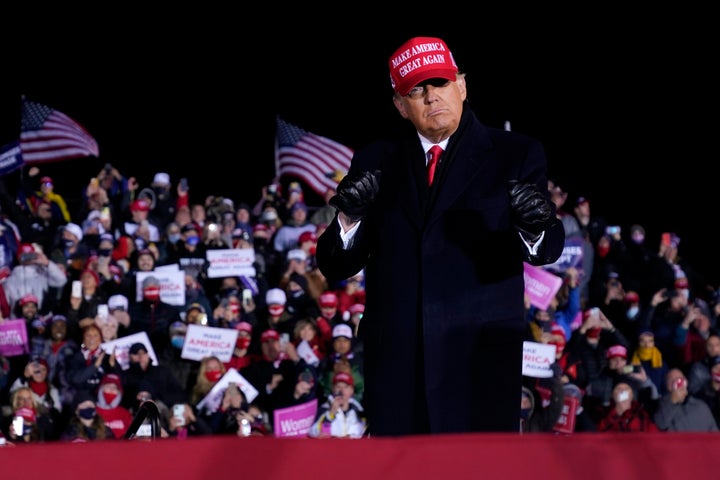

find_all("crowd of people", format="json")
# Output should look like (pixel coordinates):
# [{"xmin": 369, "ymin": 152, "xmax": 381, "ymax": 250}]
[{"xmin": 0, "ymin": 157, "xmax": 718, "ymax": 444}]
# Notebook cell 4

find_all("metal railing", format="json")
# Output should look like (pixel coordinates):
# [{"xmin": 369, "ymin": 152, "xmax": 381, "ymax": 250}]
[{"xmin": 123, "ymin": 400, "xmax": 162, "ymax": 440}]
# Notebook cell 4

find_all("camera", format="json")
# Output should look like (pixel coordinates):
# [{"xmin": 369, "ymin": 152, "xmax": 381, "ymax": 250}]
[{"xmin": 20, "ymin": 252, "xmax": 37, "ymax": 263}]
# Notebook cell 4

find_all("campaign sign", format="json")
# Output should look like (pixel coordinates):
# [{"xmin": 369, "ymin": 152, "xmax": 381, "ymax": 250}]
[
  {"xmin": 181, "ymin": 324, "xmax": 237, "ymax": 362},
  {"xmin": 524, "ymin": 262, "xmax": 563, "ymax": 311},
  {"xmin": 0, "ymin": 319, "xmax": 28, "ymax": 356},
  {"xmin": 522, "ymin": 341, "xmax": 556, "ymax": 378},
  {"xmin": 196, "ymin": 368, "xmax": 259, "ymax": 413},
  {"xmin": 274, "ymin": 399, "xmax": 318, "ymax": 438},
  {"xmin": 206, "ymin": 248, "xmax": 256, "ymax": 279},
  {"xmin": 101, "ymin": 331, "xmax": 157, "ymax": 370}
]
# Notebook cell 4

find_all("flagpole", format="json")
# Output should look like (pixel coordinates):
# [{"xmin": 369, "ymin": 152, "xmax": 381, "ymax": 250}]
[{"xmin": 273, "ymin": 116, "xmax": 281, "ymax": 184}]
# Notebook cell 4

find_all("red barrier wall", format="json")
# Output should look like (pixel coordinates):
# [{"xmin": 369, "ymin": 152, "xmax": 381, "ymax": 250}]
[{"xmin": 3, "ymin": 433, "xmax": 720, "ymax": 479}]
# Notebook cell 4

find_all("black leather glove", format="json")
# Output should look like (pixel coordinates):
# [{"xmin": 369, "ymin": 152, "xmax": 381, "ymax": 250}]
[
  {"xmin": 329, "ymin": 170, "xmax": 381, "ymax": 223},
  {"xmin": 508, "ymin": 180, "xmax": 554, "ymax": 237}
]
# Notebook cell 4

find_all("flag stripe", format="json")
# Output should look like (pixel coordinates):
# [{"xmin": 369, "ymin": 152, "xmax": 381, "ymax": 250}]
[
  {"xmin": 275, "ymin": 117, "xmax": 352, "ymax": 197},
  {"xmin": 20, "ymin": 99, "xmax": 99, "ymax": 163}
]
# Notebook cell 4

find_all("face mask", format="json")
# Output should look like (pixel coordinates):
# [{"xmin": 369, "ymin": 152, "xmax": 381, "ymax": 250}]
[
  {"xmin": 268, "ymin": 305, "xmax": 285, "ymax": 316},
  {"xmin": 64, "ymin": 239, "xmax": 75, "ymax": 248},
  {"xmin": 78, "ymin": 407, "xmax": 96, "ymax": 419},
  {"xmin": 626, "ymin": 306, "xmax": 639, "ymax": 319},
  {"xmin": 712, "ymin": 373, "xmax": 720, "ymax": 383},
  {"xmin": 185, "ymin": 236, "xmax": 200, "ymax": 246},
  {"xmin": 205, "ymin": 370, "xmax": 222, "ymax": 383},
  {"xmin": 614, "ymin": 390, "xmax": 631, "ymax": 403},
  {"xmin": 143, "ymin": 286, "xmax": 161, "ymax": 302},
  {"xmin": 520, "ymin": 407, "xmax": 532, "ymax": 420},
  {"xmin": 102, "ymin": 391, "xmax": 118, "ymax": 405},
  {"xmin": 290, "ymin": 289, "xmax": 304, "ymax": 298},
  {"xmin": 597, "ymin": 245, "xmax": 610, "ymax": 258},
  {"xmin": 168, "ymin": 234, "xmax": 181, "ymax": 244},
  {"xmin": 229, "ymin": 303, "xmax": 241, "ymax": 315},
  {"xmin": 236, "ymin": 337, "xmax": 251, "ymax": 350},
  {"xmin": 171, "ymin": 336, "xmax": 185, "ymax": 349},
  {"xmin": 98, "ymin": 248, "xmax": 112, "ymax": 257}
]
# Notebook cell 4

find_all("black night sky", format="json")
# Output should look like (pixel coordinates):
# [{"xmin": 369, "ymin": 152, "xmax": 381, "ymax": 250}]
[{"xmin": 2, "ymin": 11, "xmax": 718, "ymax": 284}]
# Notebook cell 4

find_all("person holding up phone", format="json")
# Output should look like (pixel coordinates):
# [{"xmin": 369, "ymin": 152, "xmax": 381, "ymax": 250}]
[
  {"xmin": 654, "ymin": 368, "xmax": 718, "ymax": 431},
  {"xmin": 583, "ymin": 343, "xmax": 659, "ymax": 424}
]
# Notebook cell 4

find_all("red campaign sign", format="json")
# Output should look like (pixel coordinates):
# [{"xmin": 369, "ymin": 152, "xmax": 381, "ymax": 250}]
[{"xmin": 553, "ymin": 395, "xmax": 578, "ymax": 434}]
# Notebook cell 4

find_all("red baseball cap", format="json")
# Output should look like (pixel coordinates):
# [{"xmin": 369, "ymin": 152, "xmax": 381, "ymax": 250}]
[{"xmin": 388, "ymin": 37, "xmax": 459, "ymax": 96}]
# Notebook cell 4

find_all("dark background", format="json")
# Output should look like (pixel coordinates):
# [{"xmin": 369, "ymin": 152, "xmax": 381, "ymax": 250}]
[{"xmin": 2, "ymin": 13, "xmax": 718, "ymax": 284}]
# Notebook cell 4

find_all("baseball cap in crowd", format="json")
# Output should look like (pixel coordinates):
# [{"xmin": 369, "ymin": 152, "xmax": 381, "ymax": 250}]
[
  {"xmin": 290, "ymin": 202, "xmax": 308, "ymax": 215},
  {"xmin": 130, "ymin": 199, "xmax": 151, "ymax": 212},
  {"xmin": 266, "ymin": 288, "xmax": 286, "ymax": 306},
  {"xmin": 261, "ymin": 329, "xmax": 280, "ymax": 343},
  {"xmin": 332, "ymin": 323, "xmax": 353, "ymax": 339},
  {"xmin": 388, "ymin": 36, "xmax": 459, "ymax": 96},
  {"xmin": 100, "ymin": 373, "xmax": 123, "ymax": 391},
  {"xmin": 19, "ymin": 294, "xmax": 39, "ymax": 307},
  {"xmin": 152, "ymin": 172, "xmax": 171, "ymax": 185},
  {"xmin": 64, "ymin": 222, "xmax": 83, "ymax": 242},
  {"xmin": 287, "ymin": 249, "xmax": 307, "ymax": 262},
  {"xmin": 186, "ymin": 302, "xmax": 206, "ymax": 314},
  {"xmin": 235, "ymin": 321, "xmax": 253, "ymax": 334},
  {"xmin": 298, "ymin": 231, "xmax": 317, "ymax": 245},
  {"xmin": 108, "ymin": 294, "xmax": 128, "ymax": 311},
  {"xmin": 333, "ymin": 372, "xmax": 354, "ymax": 387},
  {"xmin": 40, "ymin": 176, "xmax": 53, "ymax": 186},
  {"xmin": 319, "ymin": 292, "xmax": 338, "ymax": 308},
  {"xmin": 129, "ymin": 342, "xmax": 148, "ymax": 355},
  {"xmin": 606, "ymin": 345, "xmax": 627, "ymax": 359}
]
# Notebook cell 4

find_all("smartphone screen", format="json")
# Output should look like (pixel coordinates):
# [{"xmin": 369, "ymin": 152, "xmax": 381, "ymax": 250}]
[
  {"xmin": 242, "ymin": 289, "xmax": 252, "ymax": 305},
  {"xmin": 12, "ymin": 416, "xmax": 24, "ymax": 436},
  {"xmin": 71, "ymin": 280, "xmax": 82, "ymax": 298},
  {"xmin": 173, "ymin": 404, "xmax": 186, "ymax": 426}
]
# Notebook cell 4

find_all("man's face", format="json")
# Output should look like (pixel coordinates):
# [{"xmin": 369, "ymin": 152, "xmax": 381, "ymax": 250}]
[
  {"xmin": 130, "ymin": 350, "xmax": 151, "ymax": 369},
  {"xmin": 22, "ymin": 303, "xmax": 38, "ymax": 320},
  {"xmin": 392, "ymin": 74, "xmax": 466, "ymax": 143}
]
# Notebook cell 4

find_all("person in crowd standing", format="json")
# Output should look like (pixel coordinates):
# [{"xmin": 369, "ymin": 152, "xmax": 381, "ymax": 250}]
[{"xmin": 315, "ymin": 36, "xmax": 564, "ymax": 435}]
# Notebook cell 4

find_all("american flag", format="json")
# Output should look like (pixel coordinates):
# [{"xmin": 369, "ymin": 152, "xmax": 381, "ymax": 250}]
[
  {"xmin": 20, "ymin": 98, "xmax": 99, "ymax": 164},
  {"xmin": 275, "ymin": 116, "xmax": 352, "ymax": 197}
]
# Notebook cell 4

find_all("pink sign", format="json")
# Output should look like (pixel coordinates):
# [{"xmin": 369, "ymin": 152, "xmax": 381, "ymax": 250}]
[
  {"xmin": 273, "ymin": 399, "xmax": 318, "ymax": 438},
  {"xmin": 0, "ymin": 319, "xmax": 29, "ymax": 357},
  {"xmin": 523, "ymin": 262, "xmax": 563, "ymax": 310}
]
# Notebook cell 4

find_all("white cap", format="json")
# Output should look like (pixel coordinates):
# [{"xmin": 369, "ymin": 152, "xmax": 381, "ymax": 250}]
[
  {"xmin": 108, "ymin": 294, "xmax": 129, "ymax": 311},
  {"xmin": 64, "ymin": 222, "xmax": 83, "ymax": 242},
  {"xmin": 153, "ymin": 172, "xmax": 170, "ymax": 185},
  {"xmin": 265, "ymin": 288, "xmax": 287, "ymax": 306},
  {"xmin": 332, "ymin": 323, "xmax": 353, "ymax": 339},
  {"xmin": 286, "ymin": 249, "xmax": 307, "ymax": 262}
]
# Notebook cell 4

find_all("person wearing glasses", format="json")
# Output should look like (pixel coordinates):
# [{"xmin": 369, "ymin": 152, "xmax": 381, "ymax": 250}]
[{"xmin": 316, "ymin": 35, "xmax": 565, "ymax": 436}]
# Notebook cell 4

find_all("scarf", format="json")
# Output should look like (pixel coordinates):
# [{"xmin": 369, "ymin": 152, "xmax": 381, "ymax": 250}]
[
  {"xmin": 632, "ymin": 346, "xmax": 663, "ymax": 368},
  {"xmin": 29, "ymin": 380, "xmax": 48, "ymax": 397}
]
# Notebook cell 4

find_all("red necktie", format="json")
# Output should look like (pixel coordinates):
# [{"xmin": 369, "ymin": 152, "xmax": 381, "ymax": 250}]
[{"xmin": 427, "ymin": 145, "xmax": 443, "ymax": 185}]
